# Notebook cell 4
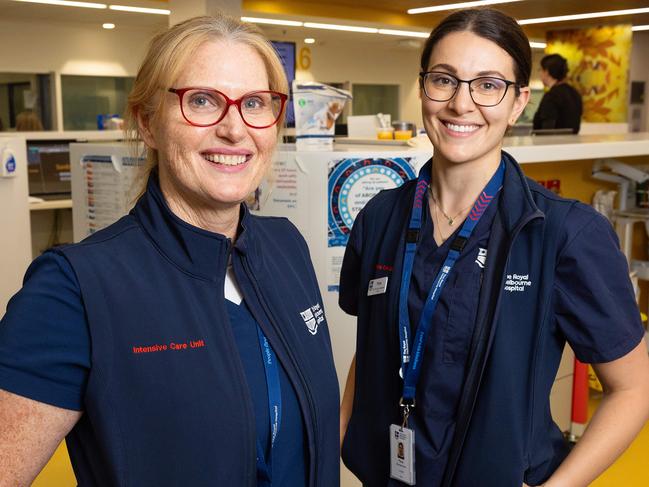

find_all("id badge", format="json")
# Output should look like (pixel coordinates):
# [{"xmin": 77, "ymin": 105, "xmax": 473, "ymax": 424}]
[
  {"xmin": 367, "ymin": 276, "xmax": 388, "ymax": 296},
  {"xmin": 389, "ymin": 424, "xmax": 416, "ymax": 485}
]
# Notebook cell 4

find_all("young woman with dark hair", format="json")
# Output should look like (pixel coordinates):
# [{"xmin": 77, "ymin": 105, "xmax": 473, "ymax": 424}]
[{"xmin": 339, "ymin": 8, "xmax": 649, "ymax": 487}]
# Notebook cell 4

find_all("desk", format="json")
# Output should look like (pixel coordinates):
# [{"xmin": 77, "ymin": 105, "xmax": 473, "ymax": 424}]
[{"xmin": 29, "ymin": 199, "xmax": 72, "ymax": 211}]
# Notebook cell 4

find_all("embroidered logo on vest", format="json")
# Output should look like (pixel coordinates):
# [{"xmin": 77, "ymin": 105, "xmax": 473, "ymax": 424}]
[
  {"xmin": 504, "ymin": 273, "xmax": 532, "ymax": 293},
  {"xmin": 300, "ymin": 303, "xmax": 324, "ymax": 335},
  {"xmin": 475, "ymin": 248, "xmax": 487, "ymax": 269}
]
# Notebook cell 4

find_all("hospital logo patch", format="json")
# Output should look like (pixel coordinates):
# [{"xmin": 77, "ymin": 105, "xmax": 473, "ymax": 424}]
[
  {"xmin": 300, "ymin": 303, "xmax": 325, "ymax": 335},
  {"xmin": 475, "ymin": 248, "xmax": 487, "ymax": 269},
  {"xmin": 504, "ymin": 273, "xmax": 532, "ymax": 293}
]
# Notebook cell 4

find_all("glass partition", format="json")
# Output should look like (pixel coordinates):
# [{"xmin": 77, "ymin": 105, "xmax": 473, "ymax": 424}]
[
  {"xmin": 352, "ymin": 83, "xmax": 399, "ymax": 121},
  {"xmin": 0, "ymin": 72, "xmax": 53, "ymax": 131},
  {"xmin": 61, "ymin": 75, "xmax": 134, "ymax": 130}
]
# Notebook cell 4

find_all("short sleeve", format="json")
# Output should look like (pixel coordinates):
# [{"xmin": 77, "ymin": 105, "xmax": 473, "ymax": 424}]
[
  {"xmin": 554, "ymin": 209, "xmax": 644, "ymax": 363},
  {"xmin": 0, "ymin": 251, "xmax": 90, "ymax": 410},
  {"xmin": 338, "ymin": 209, "xmax": 365, "ymax": 316}
]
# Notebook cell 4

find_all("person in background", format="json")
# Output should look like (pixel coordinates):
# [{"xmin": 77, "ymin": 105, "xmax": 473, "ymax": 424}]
[
  {"xmin": 339, "ymin": 8, "xmax": 649, "ymax": 487},
  {"xmin": 15, "ymin": 110, "xmax": 44, "ymax": 131},
  {"xmin": 533, "ymin": 53, "xmax": 583, "ymax": 134},
  {"xmin": 0, "ymin": 14, "xmax": 339, "ymax": 486}
]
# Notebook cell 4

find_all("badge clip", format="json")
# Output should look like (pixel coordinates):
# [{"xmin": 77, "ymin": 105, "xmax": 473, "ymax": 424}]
[{"xmin": 399, "ymin": 397, "xmax": 415, "ymax": 429}]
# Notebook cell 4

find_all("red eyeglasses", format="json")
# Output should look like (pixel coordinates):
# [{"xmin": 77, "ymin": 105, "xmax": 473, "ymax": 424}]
[{"xmin": 168, "ymin": 87, "xmax": 288, "ymax": 129}]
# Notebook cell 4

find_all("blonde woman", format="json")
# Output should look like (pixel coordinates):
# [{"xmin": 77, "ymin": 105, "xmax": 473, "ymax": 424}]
[{"xmin": 0, "ymin": 15, "xmax": 339, "ymax": 486}]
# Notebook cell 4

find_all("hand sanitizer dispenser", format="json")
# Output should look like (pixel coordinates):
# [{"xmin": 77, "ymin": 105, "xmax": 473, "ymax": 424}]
[{"xmin": 1, "ymin": 147, "xmax": 17, "ymax": 178}]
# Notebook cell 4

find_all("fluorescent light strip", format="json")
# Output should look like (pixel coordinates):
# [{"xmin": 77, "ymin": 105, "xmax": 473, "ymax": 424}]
[
  {"xmin": 109, "ymin": 5, "xmax": 170, "ymax": 15},
  {"xmin": 241, "ymin": 17, "xmax": 303, "ymax": 27},
  {"xmin": 378, "ymin": 28, "xmax": 429, "ymax": 38},
  {"xmin": 408, "ymin": 0, "xmax": 522, "ymax": 15},
  {"xmin": 519, "ymin": 7, "xmax": 649, "ymax": 25},
  {"xmin": 303, "ymin": 22, "xmax": 379, "ymax": 33},
  {"xmin": 529, "ymin": 41, "xmax": 547, "ymax": 49},
  {"xmin": 632, "ymin": 25, "xmax": 649, "ymax": 31},
  {"xmin": 13, "ymin": 0, "xmax": 106, "ymax": 8}
]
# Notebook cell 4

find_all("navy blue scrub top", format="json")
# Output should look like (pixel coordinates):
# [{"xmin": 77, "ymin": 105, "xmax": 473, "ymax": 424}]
[
  {"xmin": 226, "ymin": 299, "xmax": 308, "ymax": 487},
  {"xmin": 405, "ymin": 192, "xmax": 500, "ymax": 485},
  {"xmin": 0, "ymin": 252, "xmax": 307, "ymax": 487}
]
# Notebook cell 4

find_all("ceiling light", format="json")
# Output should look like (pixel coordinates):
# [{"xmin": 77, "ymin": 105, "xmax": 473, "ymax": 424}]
[
  {"xmin": 519, "ymin": 7, "xmax": 649, "ymax": 25},
  {"xmin": 632, "ymin": 25, "xmax": 649, "ymax": 31},
  {"xmin": 102, "ymin": 22, "xmax": 115, "ymax": 29},
  {"xmin": 304, "ymin": 38, "xmax": 316, "ymax": 44},
  {"xmin": 108, "ymin": 5, "xmax": 170, "ymax": 15},
  {"xmin": 13, "ymin": 0, "xmax": 106, "ymax": 8},
  {"xmin": 529, "ymin": 41, "xmax": 546, "ymax": 49},
  {"xmin": 241, "ymin": 17, "xmax": 303, "ymax": 27},
  {"xmin": 378, "ymin": 28, "xmax": 429, "ymax": 38},
  {"xmin": 408, "ymin": 0, "xmax": 522, "ymax": 15},
  {"xmin": 303, "ymin": 22, "xmax": 379, "ymax": 33}
]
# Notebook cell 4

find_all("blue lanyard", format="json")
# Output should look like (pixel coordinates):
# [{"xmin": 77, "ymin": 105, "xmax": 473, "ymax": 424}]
[
  {"xmin": 398, "ymin": 161, "xmax": 505, "ymax": 406},
  {"xmin": 255, "ymin": 326, "xmax": 282, "ymax": 486}
]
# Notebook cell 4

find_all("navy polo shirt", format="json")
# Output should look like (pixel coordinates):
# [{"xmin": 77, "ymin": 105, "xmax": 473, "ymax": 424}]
[
  {"xmin": 405, "ymin": 192, "xmax": 500, "ymax": 485},
  {"xmin": 226, "ymin": 299, "xmax": 308, "ymax": 486}
]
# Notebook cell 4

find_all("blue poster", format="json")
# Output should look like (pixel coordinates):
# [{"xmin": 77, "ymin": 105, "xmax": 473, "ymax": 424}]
[{"xmin": 328, "ymin": 157, "xmax": 416, "ymax": 248}]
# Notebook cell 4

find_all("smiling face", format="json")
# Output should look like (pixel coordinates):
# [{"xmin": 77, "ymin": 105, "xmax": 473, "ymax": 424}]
[
  {"xmin": 421, "ymin": 30, "xmax": 529, "ymax": 170},
  {"xmin": 141, "ymin": 39, "xmax": 278, "ymax": 217}
]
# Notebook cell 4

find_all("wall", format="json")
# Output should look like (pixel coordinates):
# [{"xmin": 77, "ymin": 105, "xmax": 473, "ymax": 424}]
[
  {"xmin": 0, "ymin": 19, "xmax": 157, "ymax": 76},
  {"xmin": 0, "ymin": 135, "xmax": 32, "ymax": 313}
]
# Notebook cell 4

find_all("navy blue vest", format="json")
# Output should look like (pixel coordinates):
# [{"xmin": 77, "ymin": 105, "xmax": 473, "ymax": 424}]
[{"xmin": 58, "ymin": 176, "xmax": 340, "ymax": 486}]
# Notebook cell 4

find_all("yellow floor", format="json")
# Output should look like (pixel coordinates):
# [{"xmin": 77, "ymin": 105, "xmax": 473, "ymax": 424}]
[
  {"xmin": 589, "ymin": 394, "xmax": 649, "ymax": 486},
  {"xmin": 34, "ymin": 403, "xmax": 649, "ymax": 486},
  {"xmin": 32, "ymin": 442, "xmax": 76, "ymax": 487}
]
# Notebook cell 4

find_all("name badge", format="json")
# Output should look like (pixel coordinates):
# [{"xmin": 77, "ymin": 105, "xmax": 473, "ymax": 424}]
[
  {"xmin": 389, "ymin": 424, "xmax": 415, "ymax": 485},
  {"xmin": 367, "ymin": 276, "xmax": 388, "ymax": 296}
]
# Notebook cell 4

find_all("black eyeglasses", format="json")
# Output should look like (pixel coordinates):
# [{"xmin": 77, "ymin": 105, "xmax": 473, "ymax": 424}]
[
  {"xmin": 168, "ymin": 87, "xmax": 287, "ymax": 129},
  {"xmin": 419, "ymin": 71, "xmax": 519, "ymax": 107}
]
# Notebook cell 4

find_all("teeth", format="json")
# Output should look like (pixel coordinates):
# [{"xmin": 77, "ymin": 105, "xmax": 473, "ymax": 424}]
[
  {"xmin": 446, "ymin": 123, "xmax": 479, "ymax": 133},
  {"xmin": 203, "ymin": 154, "xmax": 248, "ymax": 165}
]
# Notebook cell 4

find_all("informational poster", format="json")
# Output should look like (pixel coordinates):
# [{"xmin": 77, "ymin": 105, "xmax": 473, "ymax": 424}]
[
  {"xmin": 327, "ymin": 157, "xmax": 416, "ymax": 291},
  {"xmin": 255, "ymin": 154, "xmax": 310, "ymax": 236},
  {"xmin": 81, "ymin": 155, "xmax": 142, "ymax": 237}
]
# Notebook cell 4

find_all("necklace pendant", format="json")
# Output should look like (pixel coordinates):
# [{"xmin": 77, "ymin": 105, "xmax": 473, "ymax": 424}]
[{"xmin": 448, "ymin": 218, "xmax": 454, "ymax": 226}]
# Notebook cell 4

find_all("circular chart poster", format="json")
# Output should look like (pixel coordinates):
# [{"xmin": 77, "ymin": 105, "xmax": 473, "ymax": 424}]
[{"xmin": 328, "ymin": 157, "xmax": 416, "ymax": 247}]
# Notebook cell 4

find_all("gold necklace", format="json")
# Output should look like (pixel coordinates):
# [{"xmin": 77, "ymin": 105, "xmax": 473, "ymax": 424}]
[
  {"xmin": 431, "ymin": 197, "xmax": 448, "ymax": 243},
  {"xmin": 428, "ymin": 186, "xmax": 475, "ymax": 226}
]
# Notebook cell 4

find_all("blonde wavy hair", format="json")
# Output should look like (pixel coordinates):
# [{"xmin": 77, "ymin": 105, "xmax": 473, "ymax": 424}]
[{"xmin": 125, "ymin": 14, "xmax": 288, "ymax": 198}]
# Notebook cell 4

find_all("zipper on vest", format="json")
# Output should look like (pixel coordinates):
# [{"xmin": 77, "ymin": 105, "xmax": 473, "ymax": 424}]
[
  {"xmin": 442, "ymin": 210, "xmax": 544, "ymax": 487},
  {"xmin": 239, "ymin": 255, "xmax": 320, "ymax": 487},
  {"xmin": 223, "ymin": 242, "xmax": 258, "ymax": 487}
]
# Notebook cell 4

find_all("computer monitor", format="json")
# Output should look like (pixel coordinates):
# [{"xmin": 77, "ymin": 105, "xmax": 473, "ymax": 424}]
[
  {"xmin": 27, "ymin": 140, "xmax": 73, "ymax": 197},
  {"xmin": 271, "ymin": 41, "xmax": 296, "ymax": 127}
]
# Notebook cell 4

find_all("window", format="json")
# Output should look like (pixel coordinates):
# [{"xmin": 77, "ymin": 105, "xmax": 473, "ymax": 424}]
[
  {"xmin": 351, "ymin": 84, "xmax": 399, "ymax": 121},
  {"xmin": 0, "ymin": 72, "xmax": 53, "ymax": 131},
  {"xmin": 61, "ymin": 75, "xmax": 134, "ymax": 130}
]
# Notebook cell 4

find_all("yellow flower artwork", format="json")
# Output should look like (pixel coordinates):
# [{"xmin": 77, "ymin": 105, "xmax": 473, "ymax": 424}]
[{"xmin": 546, "ymin": 25, "xmax": 632, "ymax": 123}]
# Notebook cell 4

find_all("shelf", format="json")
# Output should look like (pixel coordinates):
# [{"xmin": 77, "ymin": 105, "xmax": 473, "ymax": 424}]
[{"xmin": 29, "ymin": 199, "xmax": 72, "ymax": 211}]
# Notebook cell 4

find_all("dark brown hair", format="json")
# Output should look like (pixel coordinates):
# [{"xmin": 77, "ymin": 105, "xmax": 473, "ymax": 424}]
[
  {"xmin": 540, "ymin": 53, "xmax": 568, "ymax": 81},
  {"xmin": 420, "ymin": 8, "xmax": 531, "ymax": 92}
]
